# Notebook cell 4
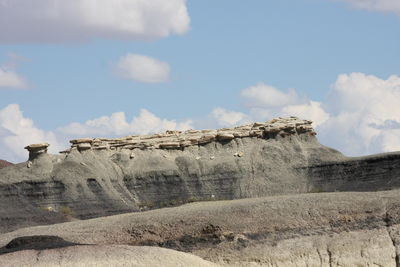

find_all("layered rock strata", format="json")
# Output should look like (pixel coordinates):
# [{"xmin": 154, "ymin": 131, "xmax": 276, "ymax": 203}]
[
  {"xmin": 65, "ymin": 117, "xmax": 315, "ymax": 153},
  {"xmin": 0, "ymin": 116, "xmax": 399, "ymax": 234}
]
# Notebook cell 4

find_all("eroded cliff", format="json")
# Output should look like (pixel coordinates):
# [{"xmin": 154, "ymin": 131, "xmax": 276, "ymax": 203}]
[{"xmin": 0, "ymin": 117, "xmax": 399, "ymax": 234}]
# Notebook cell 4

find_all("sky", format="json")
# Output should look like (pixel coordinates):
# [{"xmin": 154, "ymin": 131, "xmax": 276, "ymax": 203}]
[{"xmin": 0, "ymin": 0, "xmax": 400, "ymax": 162}]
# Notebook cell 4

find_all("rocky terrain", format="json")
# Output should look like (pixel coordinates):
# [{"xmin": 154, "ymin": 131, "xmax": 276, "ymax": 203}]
[
  {"xmin": 0, "ymin": 160, "xmax": 13, "ymax": 169},
  {"xmin": 0, "ymin": 116, "xmax": 400, "ymax": 266}
]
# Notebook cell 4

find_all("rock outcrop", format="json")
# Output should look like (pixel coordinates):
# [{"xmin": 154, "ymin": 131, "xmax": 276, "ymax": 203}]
[
  {"xmin": 1, "ymin": 116, "xmax": 400, "ymax": 266},
  {"xmin": 0, "ymin": 116, "xmax": 399, "ymax": 234},
  {"xmin": 63, "ymin": 117, "xmax": 315, "ymax": 152}
]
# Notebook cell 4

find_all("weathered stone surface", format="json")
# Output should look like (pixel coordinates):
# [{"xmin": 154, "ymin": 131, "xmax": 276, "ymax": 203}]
[
  {"xmin": 217, "ymin": 133, "xmax": 235, "ymax": 141},
  {"xmin": 24, "ymin": 143, "xmax": 49, "ymax": 151},
  {"xmin": 77, "ymin": 143, "xmax": 91, "ymax": 150},
  {"xmin": 24, "ymin": 143, "xmax": 49, "ymax": 160},
  {"xmin": 69, "ymin": 138, "xmax": 93, "ymax": 144},
  {"xmin": 57, "ymin": 117, "xmax": 317, "ymax": 154}
]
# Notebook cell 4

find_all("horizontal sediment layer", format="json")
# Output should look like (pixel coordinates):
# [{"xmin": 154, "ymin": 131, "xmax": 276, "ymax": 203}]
[{"xmin": 65, "ymin": 117, "xmax": 315, "ymax": 152}]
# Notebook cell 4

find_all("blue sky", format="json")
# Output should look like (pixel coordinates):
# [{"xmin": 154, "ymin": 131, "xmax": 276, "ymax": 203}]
[{"xmin": 0, "ymin": 0, "xmax": 400, "ymax": 162}]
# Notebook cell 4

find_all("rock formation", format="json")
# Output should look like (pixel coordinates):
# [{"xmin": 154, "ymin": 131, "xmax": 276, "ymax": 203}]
[
  {"xmin": 0, "ymin": 117, "xmax": 344, "ymax": 233},
  {"xmin": 1, "ymin": 116, "xmax": 400, "ymax": 266}
]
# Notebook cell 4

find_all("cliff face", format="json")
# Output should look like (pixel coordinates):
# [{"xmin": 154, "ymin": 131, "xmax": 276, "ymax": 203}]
[
  {"xmin": 2, "ymin": 116, "xmax": 400, "ymax": 266},
  {"xmin": 0, "ymin": 117, "xmax": 399, "ymax": 233}
]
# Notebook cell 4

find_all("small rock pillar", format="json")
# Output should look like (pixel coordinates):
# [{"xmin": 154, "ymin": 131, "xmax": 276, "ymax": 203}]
[{"xmin": 24, "ymin": 143, "xmax": 50, "ymax": 161}]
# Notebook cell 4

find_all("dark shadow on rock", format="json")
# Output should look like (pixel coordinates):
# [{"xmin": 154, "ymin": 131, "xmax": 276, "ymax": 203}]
[{"xmin": 0, "ymin": 235, "xmax": 85, "ymax": 255}]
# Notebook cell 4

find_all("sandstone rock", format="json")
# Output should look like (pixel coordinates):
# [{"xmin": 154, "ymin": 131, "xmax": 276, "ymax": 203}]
[
  {"xmin": 77, "ymin": 143, "xmax": 91, "ymax": 150},
  {"xmin": 69, "ymin": 138, "xmax": 93, "ymax": 144},
  {"xmin": 24, "ymin": 143, "xmax": 49, "ymax": 160},
  {"xmin": 217, "ymin": 132, "xmax": 235, "ymax": 141},
  {"xmin": 24, "ymin": 143, "xmax": 49, "ymax": 151}
]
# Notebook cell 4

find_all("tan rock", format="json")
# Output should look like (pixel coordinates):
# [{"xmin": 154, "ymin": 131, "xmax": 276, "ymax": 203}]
[
  {"xmin": 217, "ymin": 132, "xmax": 235, "ymax": 141},
  {"xmin": 70, "ymin": 138, "xmax": 93, "ymax": 144},
  {"xmin": 24, "ymin": 143, "xmax": 49, "ymax": 151},
  {"xmin": 78, "ymin": 143, "xmax": 92, "ymax": 150}
]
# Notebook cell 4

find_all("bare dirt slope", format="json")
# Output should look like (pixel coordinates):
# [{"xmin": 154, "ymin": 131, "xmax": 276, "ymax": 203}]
[
  {"xmin": 0, "ymin": 245, "xmax": 218, "ymax": 267},
  {"xmin": 1, "ymin": 189, "xmax": 400, "ymax": 266}
]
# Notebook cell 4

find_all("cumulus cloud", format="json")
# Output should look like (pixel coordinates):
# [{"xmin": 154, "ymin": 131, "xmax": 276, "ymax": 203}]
[
  {"xmin": 0, "ymin": 0, "xmax": 190, "ymax": 43},
  {"xmin": 281, "ymin": 101, "xmax": 330, "ymax": 127},
  {"xmin": 114, "ymin": 54, "xmax": 170, "ymax": 83},
  {"xmin": 235, "ymin": 73, "xmax": 400, "ymax": 156},
  {"xmin": 337, "ymin": 0, "xmax": 400, "ymax": 16},
  {"xmin": 241, "ymin": 83, "xmax": 302, "ymax": 108},
  {"xmin": 318, "ymin": 73, "xmax": 400, "ymax": 155},
  {"xmin": 239, "ymin": 83, "xmax": 328, "ymax": 127},
  {"xmin": 58, "ymin": 109, "xmax": 193, "ymax": 137},
  {"xmin": 0, "ymin": 104, "xmax": 62, "ymax": 162},
  {"xmin": 0, "ymin": 105, "xmax": 193, "ymax": 162},
  {"xmin": 211, "ymin": 108, "xmax": 249, "ymax": 127}
]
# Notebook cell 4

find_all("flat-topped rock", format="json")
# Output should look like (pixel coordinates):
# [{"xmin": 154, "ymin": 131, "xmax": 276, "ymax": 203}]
[{"xmin": 24, "ymin": 143, "xmax": 49, "ymax": 152}]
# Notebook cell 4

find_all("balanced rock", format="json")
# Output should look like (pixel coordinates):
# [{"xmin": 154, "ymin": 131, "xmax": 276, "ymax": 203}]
[{"xmin": 24, "ymin": 143, "xmax": 49, "ymax": 160}]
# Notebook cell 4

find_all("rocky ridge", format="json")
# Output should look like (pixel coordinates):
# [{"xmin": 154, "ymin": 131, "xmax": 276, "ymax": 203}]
[
  {"xmin": 1, "ymin": 116, "xmax": 400, "ymax": 266},
  {"xmin": 63, "ymin": 117, "xmax": 315, "ymax": 153}
]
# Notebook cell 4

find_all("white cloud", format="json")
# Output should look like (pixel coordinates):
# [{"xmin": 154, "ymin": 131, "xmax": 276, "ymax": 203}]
[
  {"xmin": 0, "ymin": 0, "xmax": 190, "ymax": 43},
  {"xmin": 0, "ymin": 54, "xmax": 28, "ymax": 89},
  {"xmin": 0, "ymin": 105, "xmax": 193, "ymax": 162},
  {"xmin": 281, "ymin": 101, "xmax": 330, "ymax": 127},
  {"xmin": 0, "ymin": 104, "xmax": 62, "ymax": 162},
  {"xmin": 318, "ymin": 73, "xmax": 400, "ymax": 155},
  {"xmin": 241, "ymin": 83, "xmax": 301, "ymax": 108},
  {"xmin": 114, "ymin": 54, "xmax": 171, "ymax": 83},
  {"xmin": 235, "ymin": 73, "xmax": 400, "ymax": 156},
  {"xmin": 0, "ymin": 68, "xmax": 27, "ymax": 89},
  {"xmin": 57, "ymin": 108, "xmax": 193, "ymax": 138},
  {"xmin": 337, "ymin": 0, "xmax": 400, "ymax": 16},
  {"xmin": 211, "ymin": 108, "xmax": 249, "ymax": 127}
]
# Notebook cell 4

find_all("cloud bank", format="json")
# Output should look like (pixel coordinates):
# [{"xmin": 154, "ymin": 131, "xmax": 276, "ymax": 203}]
[
  {"xmin": 114, "ymin": 54, "xmax": 171, "ymax": 83},
  {"xmin": 0, "ymin": 0, "xmax": 190, "ymax": 43}
]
